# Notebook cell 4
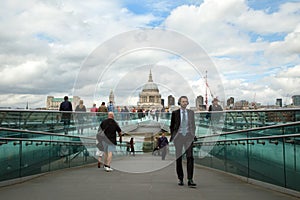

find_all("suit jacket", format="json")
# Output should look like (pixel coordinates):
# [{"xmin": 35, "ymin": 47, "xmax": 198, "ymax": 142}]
[
  {"xmin": 170, "ymin": 109, "xmax": 195, "ymax": 142},
  {"xmin": 59, "ymin": 101, "xmax": 73, "ymax": 120}
]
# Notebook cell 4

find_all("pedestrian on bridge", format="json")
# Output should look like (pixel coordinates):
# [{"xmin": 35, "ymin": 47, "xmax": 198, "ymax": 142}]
[
  {"xmin": 59, "ymin": 96, "xmax": 73, "ymax": 135},
  {"xmin": 97, "ymin": 102, "xmax": 108, "ymax": 122},
  {"xmin": 207, "ymin": 98, "xmax": 223, "ymax": 134},
  {"xmin": 75, "ymin": 100, "xmax": 86, "ymax": 135},
  {"xmin": 99, "ymin": 112, "xmax": 122, "ymax": 172},
  {"xmin": 158, "ymin": 133, "xmax": 169, "ymax": 160},
  {"xmin": 90, "ymin": 103, "xmax": 98, "ymax": 130},
  {"xmin": 129, "ymin": 137, "xmax": 135, "ymax": 156},
  {"xmin": 170, "ymin": 96, "xmax": 197, "ymax": 187}
]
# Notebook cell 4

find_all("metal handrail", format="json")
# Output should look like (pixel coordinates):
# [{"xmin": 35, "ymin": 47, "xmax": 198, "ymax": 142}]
[
  {"xmin": 195, "ymin": 133, "xmax": 300, "ymax": 146},
  {"xmin": 0, "ymin": 127, "xmax": 93, "ymax": 140},
  {"xmin": 195, "ymin": 107, "xmax": 300, "ymax": 113},
  {"xmin": 196, "ymin": 121, "xmax": 300, "ymax": 139},
  {"xmin": 1, "ymin": 107, "xmax": 300, "ymax": 112},
  {"xmin": 0, "ymin": 129, "xmax": 126, "ymax": 148},
  {"xmin": 0, "ymin": 137, "xmax": 95, "ymax": 146},
  {"xmin": 195, "ymin": 122, "xmax": 300, "ymax": 146}
]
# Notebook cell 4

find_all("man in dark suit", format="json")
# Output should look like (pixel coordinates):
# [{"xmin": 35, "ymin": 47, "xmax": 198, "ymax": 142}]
[
  {"xmin": 59, "ymin": 96, "xmax": 73, "ymax": 135},
  {"xmin": 170, "ymin": 96, "xmax": 196, "ymax": 187}
]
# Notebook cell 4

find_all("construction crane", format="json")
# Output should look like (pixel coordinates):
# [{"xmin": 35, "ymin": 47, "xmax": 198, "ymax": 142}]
[{"xmin": 205, "ymin": 70, "xmax": 215, "ymax": 110}]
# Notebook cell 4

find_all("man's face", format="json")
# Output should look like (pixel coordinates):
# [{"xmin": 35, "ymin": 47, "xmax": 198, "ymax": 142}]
[{"xmin": 180, "ymin": 98, "xmax": 188, "ymax": 109}]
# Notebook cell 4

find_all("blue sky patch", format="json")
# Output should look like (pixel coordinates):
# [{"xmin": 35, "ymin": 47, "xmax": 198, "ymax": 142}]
[
  {"xmin": 247, "ymin": 0, "xmax": 300, "ymax": 14},
  {"xmin": 35, "ymin": 32, "xmax": 56, "ymax": 43},
  {"xmin": 122, "ymin": 0, "xmax": 202, "ymax": 21},
  {"xmin": 249, "ymin": 32, "xmax": 286, "ymax": 43}
]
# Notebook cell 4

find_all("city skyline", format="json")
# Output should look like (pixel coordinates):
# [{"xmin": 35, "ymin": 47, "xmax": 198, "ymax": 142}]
[
  {"xmin": 0, "ymin": 0, "xmax": 299, "ymax": 109},
  {"xmin": 44, "ymin": 92, "xmax": 300, "ymax": 111}
]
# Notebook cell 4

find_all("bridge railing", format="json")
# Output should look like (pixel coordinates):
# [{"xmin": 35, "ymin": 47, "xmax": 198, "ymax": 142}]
[
  {"xmin": 194, "ymin": 108, "xmax": 300, "ymax": 135},
  {"xmin": 0, "ymin": 127, "xmax": 129, "ymax": 184},
  {"xmin": 0, "ymin": 109, "xmax": 142, "ymax": 136},
  {"xmin": 1, "ymin": 108, "xmax": 300, "ymax": 191},
  {"xmin": 1, "ymin": 108, "xmax": 300, "ymax": 134},
  {"xmin": 194, "ymin": 121, "xmax": 300, "ymax": 192},
  {"xmin": 0, "ymin": 128, "xmax": 91, "ymax": 183}
]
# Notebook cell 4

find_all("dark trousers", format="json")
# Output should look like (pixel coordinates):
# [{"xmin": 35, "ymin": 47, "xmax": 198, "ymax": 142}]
[
  {"xmin": 174, "ymin": 136, "xmax": 194, "ymax": 180},
  {"xmin": 61, "ymin": 118, "xmax": 70, "ymax": 134},
  {"xmin": 130, "ymin": 147, "xmax": 135, "ymax": 156}
]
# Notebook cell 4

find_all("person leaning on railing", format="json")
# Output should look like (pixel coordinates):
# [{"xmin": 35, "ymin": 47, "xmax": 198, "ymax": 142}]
[
  {"xmin": 207, "ymin": 98, "xmax": 223, "ymax": 134},
  {"xmin": 97, "ymin": 102, "xmax": 108, "ymax": 122},
  {"xmin": 75, "ymin": 100, "xmax": 86, "ymax": 135},
  {"xmin": 59, "ymin": 96, "xmax": 73, "ymax": 135}
]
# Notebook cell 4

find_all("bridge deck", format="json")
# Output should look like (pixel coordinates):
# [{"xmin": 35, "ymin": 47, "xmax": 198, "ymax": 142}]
[{"xmin": 0, "ymin": 154, "xmax": 298, "ymax": 200}]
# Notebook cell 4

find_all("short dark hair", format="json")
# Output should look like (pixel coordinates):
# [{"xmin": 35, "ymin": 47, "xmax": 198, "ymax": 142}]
[
  {"xmin": 178, "ymin": 96, "xmax": 188, "ymax": 105},
  {"xmin": 101, "ymin": 102, "xmax": 105, "ymax": 105},
  {"xmin": 64, "ymin": 96, "xmax": 68, "ymax": 101}
]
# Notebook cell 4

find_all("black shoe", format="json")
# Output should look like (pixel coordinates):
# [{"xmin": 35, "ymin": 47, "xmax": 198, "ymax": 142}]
[
  {"xmin": 188, "ymin": 180, "xmax": 197, "ymax": 187},
  {"xmin": 178, "ymin": 179, "xmax": 184, "ymax": 186}
]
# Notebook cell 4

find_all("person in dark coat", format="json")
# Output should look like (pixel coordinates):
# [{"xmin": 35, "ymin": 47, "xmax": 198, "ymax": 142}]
[
  {"xmin": 59, "ymin": 96, "xmax": 73, "ymax": 135},
  {"xmin": 158, "ymin": 133, "xmax": 169, "ymax": 160},
  {"xmin": 207, "ymin": 98, "xmax": 223, "ymax": 134},
  {"xmin": 170, "ymin": 96, "xmax": 196, "ymax": 187},
  {"xmin": 129, "ymin": 137, "xmax": 135, "ymax": 156},
  {"xmin": 99, "ymin": 112, "xmax": 122, "ymax": 172},
  {"xmin": 137, "ymin": 107, "xmax": 144, "ymax": 122}
]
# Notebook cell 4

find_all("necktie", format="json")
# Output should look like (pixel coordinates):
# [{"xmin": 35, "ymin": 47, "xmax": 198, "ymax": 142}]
[{"xmin": 182, "ymin": 110, "xmax": 187, "ymax": 136}]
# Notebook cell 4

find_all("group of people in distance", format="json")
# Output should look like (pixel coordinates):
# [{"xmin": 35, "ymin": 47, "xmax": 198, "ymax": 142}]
[
  {"xmin": 60, "ymin": 95, "xmax": 223, "ymax": 188},
  {"xmin": 59, "ymin": 98, "xmax": 117, "ymax": 135}
]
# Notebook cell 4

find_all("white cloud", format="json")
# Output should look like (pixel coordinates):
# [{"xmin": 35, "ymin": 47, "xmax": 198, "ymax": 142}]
[
  {"xmin": 266, "ymin": 27, "xmax": 300, "ymax": 63},
  {"xmin": 220, "ymin": 65, "xmax": 300, "ymax": 105},
  {"xmin": 236, "ymin": 2, "xmax": 300, "ymax": 34},
  {"xmin": 163, "ymin": 0, "xmax": 300, "ymax": 106},
  {"xmin": 0, "ymin": 0, "xmax": 299, "ymax": 108},
  {"xmin": 0, "ymin": 0, "xmax": 158, "ymax": 108}
]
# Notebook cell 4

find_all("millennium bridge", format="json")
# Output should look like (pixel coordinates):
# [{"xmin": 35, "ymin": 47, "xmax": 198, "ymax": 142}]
[{"xmin": 0, "ymin": 109, "xmax": 300, "ymax": 200}]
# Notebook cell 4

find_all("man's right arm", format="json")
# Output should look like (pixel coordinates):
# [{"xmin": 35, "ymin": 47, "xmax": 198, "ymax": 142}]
[{"xmin": 69, "ymin": 102, "xmax": 73, "ymax": 111}]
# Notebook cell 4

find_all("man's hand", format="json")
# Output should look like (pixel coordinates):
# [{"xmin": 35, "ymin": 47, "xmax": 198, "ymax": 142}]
[{"xmin": 170, "ymin": 135, "xmax": 174, "ymax": 142}]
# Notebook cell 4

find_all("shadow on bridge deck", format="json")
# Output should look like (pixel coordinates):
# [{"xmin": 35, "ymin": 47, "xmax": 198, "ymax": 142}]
[{"xmin": 0, "ymin": 154, "xmax": 299, "ymax": 200}]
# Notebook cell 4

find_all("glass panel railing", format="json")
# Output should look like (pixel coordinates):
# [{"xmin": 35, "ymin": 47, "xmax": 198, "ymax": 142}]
[
  {"xmin": 1, "ymin": 109, "xmax": 300, "ymax": 137},
  {"xmin": 284, "ymin": 134, "xmax": 300, "ymax": 191},
  {"xmin": 194, "ymin": 122, "xmax": 300, "ymax": 192},
  {"xmin": 0, "ymin": 128, "xmax": 97, "ymax": 182},
  {"xmin": 0, "ymin": 139, "xmax": 21, "ymax": 181},
  {"xmin": 1, "ymin": 108, "xmax": 300, "ymax": 190},
  {"xmin": 248, "ymin": 136, "xmax": 285, "ymax": 187}
]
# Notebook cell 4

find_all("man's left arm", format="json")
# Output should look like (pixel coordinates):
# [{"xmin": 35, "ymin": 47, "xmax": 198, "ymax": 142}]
[
  {"xmin": 190, "ymin": 110, "xmax": 196, "ymax": 136},
  {"xmin": 116, "ymin": 124, "xmax": 122, "ymax": 143},
  {"xmin": 118, "ymin": 131, "xmax": 122, "ymax": 143}
]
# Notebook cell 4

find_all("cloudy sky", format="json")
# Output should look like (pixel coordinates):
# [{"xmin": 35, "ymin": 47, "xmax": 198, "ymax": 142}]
[{"xmin": 0, "ymin": 0, "xmax": 299, "ymax": 109}]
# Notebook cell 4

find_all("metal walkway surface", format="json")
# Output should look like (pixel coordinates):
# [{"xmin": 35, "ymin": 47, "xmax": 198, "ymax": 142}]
[{"xmin": 0, "ymin": 155, "xmax": 299, "ymax": 200}]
